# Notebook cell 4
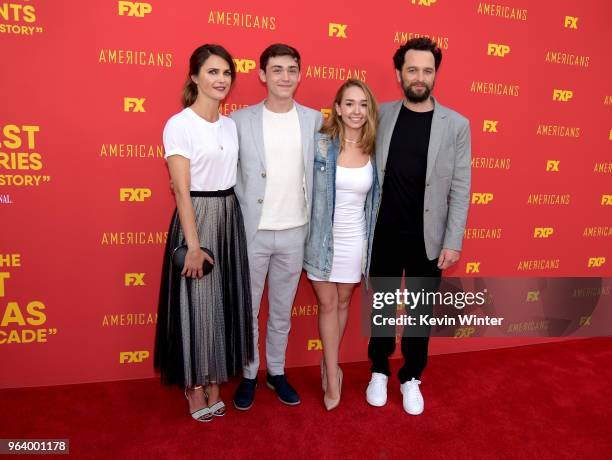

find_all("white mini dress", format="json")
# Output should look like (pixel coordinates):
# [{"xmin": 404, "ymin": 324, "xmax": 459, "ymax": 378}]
[{"xmin": 308, "ymin": 161, "xmax": 373, "ymax": 283}]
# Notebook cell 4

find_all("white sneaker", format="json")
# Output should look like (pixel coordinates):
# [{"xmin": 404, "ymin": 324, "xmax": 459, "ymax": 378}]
[
  {"xmin": 366, "ymin": 373, "xmax": 388, "ymax": 407},
  {"xmin": 400, "ymin": 378, "xmax": 424, "ymax": 415}
]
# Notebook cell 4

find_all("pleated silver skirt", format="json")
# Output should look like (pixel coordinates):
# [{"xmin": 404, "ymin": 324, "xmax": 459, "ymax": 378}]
[{"xmin": 154, "ymin": 188, "xmax": 253, "ymax": 388}]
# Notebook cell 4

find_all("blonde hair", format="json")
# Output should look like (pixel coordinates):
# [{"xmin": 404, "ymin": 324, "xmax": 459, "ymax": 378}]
[{"xmin": 320, "ymin": 79, "xmax": 378, "ymax": 155}]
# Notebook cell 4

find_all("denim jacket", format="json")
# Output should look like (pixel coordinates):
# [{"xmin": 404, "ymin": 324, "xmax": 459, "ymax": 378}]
[{"xmin": 303, "ymin": 132, "xmax": 379, "ymax": 281}]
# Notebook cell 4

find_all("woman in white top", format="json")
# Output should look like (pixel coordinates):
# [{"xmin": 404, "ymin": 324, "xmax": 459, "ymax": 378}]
[
  {"xmin": 154, "ymin": 45, "xmax": 253, "ymax": 423},
  {"xmin": 304, "ymin": 80, "xmax": 378, "ymax": 410}
]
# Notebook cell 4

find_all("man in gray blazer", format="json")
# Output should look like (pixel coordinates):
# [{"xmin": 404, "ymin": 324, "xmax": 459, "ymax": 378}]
[
  {"xmin": 231, "ymin": 44, "xmax": 322, "ymax": 410},
  {"xmin": 365, "ymin": 37, "xmax": 471, "ymax": 415}
]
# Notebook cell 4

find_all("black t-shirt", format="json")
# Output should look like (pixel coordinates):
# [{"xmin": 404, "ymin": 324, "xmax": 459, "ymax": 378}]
[{"xmin": 377, "ymin": 104, "xmax": 434, "ymax": 234}]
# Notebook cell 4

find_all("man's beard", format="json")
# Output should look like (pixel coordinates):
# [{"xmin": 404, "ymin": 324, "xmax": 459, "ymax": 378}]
[{"xmin": 403, "ymin": 80, "xmax": 434, "ymax": 103}]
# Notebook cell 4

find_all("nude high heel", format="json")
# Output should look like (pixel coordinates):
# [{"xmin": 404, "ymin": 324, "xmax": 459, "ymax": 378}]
[{"xmin": 323, "ymin": 367, "xmax": 343, "ymax": 411}]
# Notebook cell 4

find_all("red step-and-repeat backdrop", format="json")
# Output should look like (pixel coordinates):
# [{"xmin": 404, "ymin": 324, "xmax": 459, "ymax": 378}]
[{"xmin": 1, "ymin": 0, "xmax": 610, "ymax": 388}]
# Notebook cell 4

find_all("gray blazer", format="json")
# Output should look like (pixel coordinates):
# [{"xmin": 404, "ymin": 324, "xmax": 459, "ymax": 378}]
[
  {"xmin": 373, "ymin": 97, "xmax": 471, "ymax": 260},
  {"xmin": 230, "ymin": 101, "xmax": 323, "ymax": 244}
]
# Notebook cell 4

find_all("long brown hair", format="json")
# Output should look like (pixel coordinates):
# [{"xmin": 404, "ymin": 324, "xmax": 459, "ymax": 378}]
[
  {"xmin": 320, "ymin": 79, "xmax": 378, "ymax": 155},
  {"xmin": 182, "ymin": 44, "xmax": 236, "ymax": 108}
]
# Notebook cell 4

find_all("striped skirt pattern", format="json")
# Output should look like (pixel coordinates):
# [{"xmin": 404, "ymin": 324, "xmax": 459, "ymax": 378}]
[{"xmin": 154, "ymin": 189, "xmax": 253, "ymax": 388}]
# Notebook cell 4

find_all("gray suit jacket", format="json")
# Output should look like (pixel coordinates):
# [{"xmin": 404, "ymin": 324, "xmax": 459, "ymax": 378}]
[
  {"xmin": 374, "ymin": 97, "xmax": 471, "ymax": 260},
  {"xmin": 230, "ymin": 101, "xmax": 323, "ymax": 244}
]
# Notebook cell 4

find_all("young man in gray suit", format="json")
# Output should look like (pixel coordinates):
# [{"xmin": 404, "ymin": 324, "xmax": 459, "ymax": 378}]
[
  {"xmin": 231, "ymin": 44, "xmax": 323, "ymax": 409},
  {"xmin": 365, "ymin": 37, "xmax": 471, "ymax": 415}
]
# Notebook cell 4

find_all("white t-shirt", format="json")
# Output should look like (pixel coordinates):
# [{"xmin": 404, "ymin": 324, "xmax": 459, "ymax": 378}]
[
  {"xmin": 259, "ymin": 105, "xmax": 307, "ymax": 230},
  {"xmin": 163, "ymin": 108, "xmax": 238, "ymax": 191}
]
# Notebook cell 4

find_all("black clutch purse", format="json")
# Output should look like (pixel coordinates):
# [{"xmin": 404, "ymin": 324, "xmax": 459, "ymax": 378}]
[{"xmin": 171, "ymin": 245, "xmax": 215, "ymax": 276}]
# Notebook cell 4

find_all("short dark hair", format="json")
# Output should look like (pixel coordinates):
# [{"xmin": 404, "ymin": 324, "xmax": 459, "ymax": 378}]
[
  {"xmin": 182, "ymin": 44, "xmax": 236, "ymax": 107},
  {"xmin": 393, "ymin": 37, "xmax": 442, "ymax": 71},
  {"xmin": 259, "ymin": 43, "xmax": 301, "ymax": 71}
]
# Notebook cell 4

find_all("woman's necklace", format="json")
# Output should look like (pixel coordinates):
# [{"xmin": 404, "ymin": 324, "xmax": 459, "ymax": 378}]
[{"xmin": 216, "ymin": 117, "xmax": 223, "ymax": 151}]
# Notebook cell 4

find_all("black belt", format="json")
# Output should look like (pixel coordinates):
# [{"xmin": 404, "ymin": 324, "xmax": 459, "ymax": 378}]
[{"xmin": 190, "ymin": 187, "xmax": 234, "ymax": 197}]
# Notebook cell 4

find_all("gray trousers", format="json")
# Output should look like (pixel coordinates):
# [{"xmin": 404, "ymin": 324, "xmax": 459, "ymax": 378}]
[{"xmin": 243, "ymin": 224, "xmax": 307, "ymax": 379}]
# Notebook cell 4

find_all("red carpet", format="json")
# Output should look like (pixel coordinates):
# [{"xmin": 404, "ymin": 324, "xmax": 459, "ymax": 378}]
[{"xmin": 1, "ymin": 338, "xmax": 611, "ymax": 459}]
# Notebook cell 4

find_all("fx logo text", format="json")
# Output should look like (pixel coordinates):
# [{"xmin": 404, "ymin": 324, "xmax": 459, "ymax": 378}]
[
  {"xmin": 119, "ymin": 188, "xmax": 151, "ymax": 202},
  {"xmin": 587, "ymin": 257, "xmax": 605, "ymax": 268},
  {"xmin": 124, "ymin": 97, "xmax": 146, "ymax": 112},
  {"xmin": 483, "ymin": 120, "xmax": 498, "ymax": 132},
  {"xmin": 234, "ymin": 59, "xmax": 256, "ymax": 73},
  {"xmin": 124, "ymin": 273, "xmax": 145, "ymax": 286},
  {"xmin": 564, "ymin": 16, "xmax": 578, "ymax": 29},
  {"xmin": 553, "ymin": 89, "xmax": 573, "ymax": 102},
  {"xmin": 487, "ymin": 43, "xmax": 510, "ymax": 57},
  {"xmin": 546, "ymin": 160, "xmax": 560, "ymax": 172},
  {"xmin": 466, "ymin": 262, "xmax": 480, "ymax": 274},
  {"xmin": 534, "ymin": 227, "xmax": 554, "ymax": 238},
  {"xmin": 118, "ymin": 1, "xmax": 152, "ymax": 17},
  {"xmin": 454, "ymin": 327, "xmax": 475, "ymax": 338},
  {"xmin": 119, "ymin": 350, "xmax": 149, "ymax": 363},
  {"xmin": 328, "ymin": 23, "xmax": 347, "ymax": 38},
  {"xmin": 472, "ymin": 193, "xmax": 494, "ymax": 205}
]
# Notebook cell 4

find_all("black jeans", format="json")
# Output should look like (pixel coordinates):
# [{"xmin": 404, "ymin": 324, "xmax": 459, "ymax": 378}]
[{"xmin": 367, "ymin": 225, "xmax": 441, "ymax": 383}]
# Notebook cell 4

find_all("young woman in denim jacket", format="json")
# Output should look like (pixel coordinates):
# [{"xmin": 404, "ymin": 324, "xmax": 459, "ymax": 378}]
[{"xmin": 303, "ymin": 79, "xmax": 379, "ymax": 410}]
